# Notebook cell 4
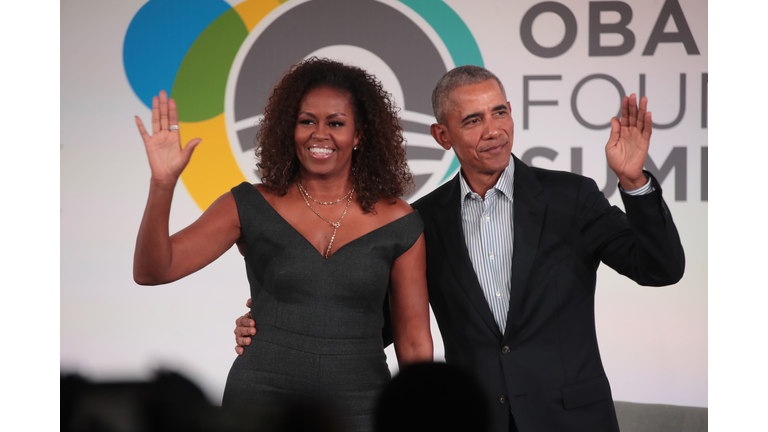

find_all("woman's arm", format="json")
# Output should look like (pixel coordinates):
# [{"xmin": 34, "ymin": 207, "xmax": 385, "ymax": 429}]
[
  {"xmin": 132, "ymin": 91, "xmax": 241, "ymax": 285},
  {"xmin": 389, "ymin": 233, "xmax": 433, "ymax": 365},
  {"xmin": 133, "ymin": 190, "xmax": 241, "ymax": 285}
]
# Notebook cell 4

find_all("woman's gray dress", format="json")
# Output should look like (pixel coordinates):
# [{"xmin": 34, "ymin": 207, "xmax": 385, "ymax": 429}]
[{"xmin": 222, "ymin": 183, "xmax": 423, "ymax": 431}]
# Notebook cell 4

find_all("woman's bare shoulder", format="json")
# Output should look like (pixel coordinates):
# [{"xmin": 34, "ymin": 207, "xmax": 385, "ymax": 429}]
[
  {"xmin": 201, "ymin": 190, "xmax": 239, "ymax": 223},
  {"xmin": 371, "ymin": 197, "xmax": 415, "ymax": 223}
]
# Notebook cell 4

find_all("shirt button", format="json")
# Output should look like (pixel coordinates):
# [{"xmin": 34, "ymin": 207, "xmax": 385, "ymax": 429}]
[
  {"xmin": 502, "ymin": 346, "xmax": 510, "ymax": 354},
  {"xmin": 488, "ymin": 253, "xmax": 494, "ymax": 259},
  {"xmin": 499, "ymin": 395, "xmax": 508, "ymax": 404},
  {"xmin": 495, "ymin": 291, "xmax": 501, "ymax": 298},
  {"xmin": 485, "ymin": 215, "xmax": 490, "ymax": 221}
]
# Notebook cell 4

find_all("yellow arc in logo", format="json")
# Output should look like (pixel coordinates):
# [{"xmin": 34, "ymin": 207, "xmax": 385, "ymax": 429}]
[
  {"xmin": 178, "ymin": 0, "xmax": 282, "ymax": 211},
  {"xmin": 179, "ymin": 115, "xmax": 248, "ymax": 211}
]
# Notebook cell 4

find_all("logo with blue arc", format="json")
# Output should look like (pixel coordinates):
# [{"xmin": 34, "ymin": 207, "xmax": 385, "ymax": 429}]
[{"xmin": 124, "ymin": 0, "xmax": 483, "ymax": 210}]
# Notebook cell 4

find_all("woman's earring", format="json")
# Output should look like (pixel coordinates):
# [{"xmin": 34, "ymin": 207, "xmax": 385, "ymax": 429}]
[{"xmin": 353, "ymin": 146, "xmax": 359, "ymax": 151}]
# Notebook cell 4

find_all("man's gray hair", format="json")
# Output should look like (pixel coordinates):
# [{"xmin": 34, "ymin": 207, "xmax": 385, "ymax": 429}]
[{"xmin": 431, "ymin": 65, "xmax": 507, "ymax": 125}]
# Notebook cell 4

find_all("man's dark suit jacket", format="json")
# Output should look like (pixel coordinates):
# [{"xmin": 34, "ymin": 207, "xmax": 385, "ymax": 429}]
[{"xmin": 409, "ymin": 155, "xmax": 685, "ymax": 432}]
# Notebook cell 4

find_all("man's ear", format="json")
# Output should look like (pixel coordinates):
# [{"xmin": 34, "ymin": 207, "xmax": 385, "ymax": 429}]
[{"xmin": 430, "ymin": 123, "xmax": 451, "ymax": 151}]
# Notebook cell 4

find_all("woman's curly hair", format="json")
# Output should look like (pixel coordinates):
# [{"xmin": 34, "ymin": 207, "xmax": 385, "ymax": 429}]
[{"xmin": 255, "ymin": 57, "xmax": 413, "ymax": 213}]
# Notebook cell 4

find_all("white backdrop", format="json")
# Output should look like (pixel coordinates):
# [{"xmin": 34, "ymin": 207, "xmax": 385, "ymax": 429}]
[{"xmin": 61, "ymin": 0, "xmax": 707, "ymax": 408}]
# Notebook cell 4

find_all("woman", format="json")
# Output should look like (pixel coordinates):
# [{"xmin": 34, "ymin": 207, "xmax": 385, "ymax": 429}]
[{"xmin": 133, "ymin": 58, "xmax": 433, "ymax": 431}]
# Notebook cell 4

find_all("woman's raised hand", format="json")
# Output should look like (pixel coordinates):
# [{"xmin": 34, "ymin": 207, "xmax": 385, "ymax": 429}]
[{"xmin": 135, "ymin": 90, "xmax": 202, "ymax": 184}]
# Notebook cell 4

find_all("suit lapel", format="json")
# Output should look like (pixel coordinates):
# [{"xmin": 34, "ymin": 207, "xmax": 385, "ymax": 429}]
[
  {"xmin": 435, "ymin": 174, "xmax": 503, "ymax": 339},
  {"xmin": 504, "ymin": 156, "xmax": 546, "ymax": 340}
]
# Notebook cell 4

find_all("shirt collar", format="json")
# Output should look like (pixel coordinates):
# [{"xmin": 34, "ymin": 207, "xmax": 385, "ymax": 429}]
[{"xmin": 459, "ymin": 159, "xmax": 515, "ymax": 203}]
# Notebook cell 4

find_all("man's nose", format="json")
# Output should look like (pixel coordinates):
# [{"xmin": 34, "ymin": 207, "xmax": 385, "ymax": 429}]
[{"xmin": 483, "ymin": 119, "xmax": 501, "ymax": 139}]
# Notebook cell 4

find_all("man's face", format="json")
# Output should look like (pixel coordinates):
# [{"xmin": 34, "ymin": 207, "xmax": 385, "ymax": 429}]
[{"xmin": 431, "ymin": 79, "xmax": 514, "ymax": 181}]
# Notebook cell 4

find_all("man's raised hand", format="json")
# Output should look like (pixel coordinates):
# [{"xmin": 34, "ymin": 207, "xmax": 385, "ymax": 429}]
[{"xmin": 605, "ymin": 94, "xmax": 652, "ymax": 191}]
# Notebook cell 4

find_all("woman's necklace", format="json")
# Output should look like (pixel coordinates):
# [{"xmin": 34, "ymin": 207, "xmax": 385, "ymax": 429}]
[
  {"xmin": 297, "ymin": 181, "xmax": 353, "ymax": 205},
  {"xmin": 297, "ymin": 181, "xmax": 354, "ymax": 259}
]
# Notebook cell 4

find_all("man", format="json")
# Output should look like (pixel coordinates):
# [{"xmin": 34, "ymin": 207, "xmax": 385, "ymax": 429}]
[{"xmin": 235, "ymin": 66, "xmax": 684, "ymax": 431}]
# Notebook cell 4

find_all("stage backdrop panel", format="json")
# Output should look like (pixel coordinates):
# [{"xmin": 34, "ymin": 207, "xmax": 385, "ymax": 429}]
[{"xmin": 61, "ymin": 0, "xmax": 707, "ymax": 407}]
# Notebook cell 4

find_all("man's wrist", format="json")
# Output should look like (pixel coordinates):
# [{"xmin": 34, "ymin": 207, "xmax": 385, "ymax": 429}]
[{"xmin": 620, "ymin": 173, "xmax": 653, "ymax": 196}]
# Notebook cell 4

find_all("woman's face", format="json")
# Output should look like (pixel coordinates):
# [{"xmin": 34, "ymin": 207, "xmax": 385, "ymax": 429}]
[{"xmin": 294, "ymin": 86, "xmax": 360, "ymax": 180}]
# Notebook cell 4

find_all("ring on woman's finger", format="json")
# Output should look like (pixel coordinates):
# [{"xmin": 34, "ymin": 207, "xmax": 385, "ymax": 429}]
[{"xmin": 169, "ymin": 125, "xmax": 180, "ymax": 130}]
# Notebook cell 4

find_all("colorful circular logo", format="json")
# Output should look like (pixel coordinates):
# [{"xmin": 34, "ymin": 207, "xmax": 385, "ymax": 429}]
[{"xmin": 124, "ymin": 0, "xmax": 482, "ymax": 210}]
